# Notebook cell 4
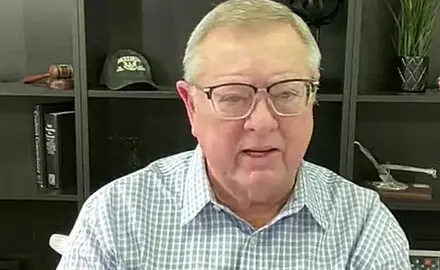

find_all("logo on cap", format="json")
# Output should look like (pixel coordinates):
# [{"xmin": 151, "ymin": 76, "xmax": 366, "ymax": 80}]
[{"xmin": 116, "ymin": 56, "xmax": 146, "ymax": 73}]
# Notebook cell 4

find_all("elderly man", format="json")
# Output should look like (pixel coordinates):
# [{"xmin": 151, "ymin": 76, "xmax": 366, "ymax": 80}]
[{"xmin": 57, "ymin": 0, "xmax": 411, "ymax": 269}]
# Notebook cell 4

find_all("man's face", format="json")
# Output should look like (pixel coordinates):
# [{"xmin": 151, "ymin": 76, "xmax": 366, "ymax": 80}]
[{"xmin": 177, "ymin": 22, "xmax": 316, "ymax": 203}]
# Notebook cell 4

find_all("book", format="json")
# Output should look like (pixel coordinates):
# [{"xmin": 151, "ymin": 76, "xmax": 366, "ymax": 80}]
[
  {"xmin": 32, "ymin": 101, "xmax": 73, "ymax": 189},
  {"xmin": 44, "ymin": 109, "xmax": 76, "ymax": 191}
]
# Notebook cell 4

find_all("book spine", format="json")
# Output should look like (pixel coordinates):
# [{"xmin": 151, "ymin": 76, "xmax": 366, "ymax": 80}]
[
  {"xmin": 33, "ymin": 105, "xmax": 46, "ymax": 188},
  {"xmin": 57, "ymin": 111, "xmax": 76, "ymax": 192},
  {"xmin": 44, "ymin": 113, "xmax": 59, "ymax": 189}
]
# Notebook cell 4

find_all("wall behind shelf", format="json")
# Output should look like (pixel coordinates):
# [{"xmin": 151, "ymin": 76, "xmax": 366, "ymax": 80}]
[
  {"xmin": 0, "ymin": 98, "xmax": 36, "ymax": 195},
  {"xmin": 0, "ymin": 0, "xmax": 73, "ymax": 82},
  {"xmin": 305, "ymin": 102, "xmax": 343, "ymax": 174},
  {"xmin": 394, "ymin": 210, "xmax": 440, "ymax": 250},
  {"xmin": 87, "ymin": 98, "xmax": 197, "ymax": 191}
]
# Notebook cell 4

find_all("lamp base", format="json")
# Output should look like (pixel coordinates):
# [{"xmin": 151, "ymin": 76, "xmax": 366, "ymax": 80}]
[
  {"xmin": 372, "ymin": 181, "xmax": 408, "ymax": 191},
  {"xmin": 369, "ymin": 181, "xmax": 433, "ymax": 201}
]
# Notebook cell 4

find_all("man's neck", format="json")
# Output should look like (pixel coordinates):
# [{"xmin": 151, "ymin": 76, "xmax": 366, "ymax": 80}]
[{"xmin": 210, "ymin": 178, "xmax": 295, "ymax": 229}]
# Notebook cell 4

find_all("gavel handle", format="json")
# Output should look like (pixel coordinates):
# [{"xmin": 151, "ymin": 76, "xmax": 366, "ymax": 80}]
[{"xmin": 23, "ymin": 73, "xmax": 50, "ymax": 84}]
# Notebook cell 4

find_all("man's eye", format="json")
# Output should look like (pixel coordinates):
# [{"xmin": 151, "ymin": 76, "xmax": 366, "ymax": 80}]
[
  {"xmin": 219, "ymin": 95, "xmax": 247, "ymax": 102},
  {"xmin": 273, "ymin": 91, "xmax": 298, "ymax": 99}
]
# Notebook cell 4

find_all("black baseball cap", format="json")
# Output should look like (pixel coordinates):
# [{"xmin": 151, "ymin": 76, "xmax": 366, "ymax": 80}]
[{"xmin": 100, "ymin": 49, "xmax": 157, "ymax": 90}]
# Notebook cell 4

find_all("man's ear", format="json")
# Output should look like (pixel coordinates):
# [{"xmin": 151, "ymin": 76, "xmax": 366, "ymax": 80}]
[
  {"xmin": 313, "ymin": 69, "xmax": 321, "ymax": 81},
  {"xmin": 176, "ymin": 80, "xmax": 197, "ymax": 137}
]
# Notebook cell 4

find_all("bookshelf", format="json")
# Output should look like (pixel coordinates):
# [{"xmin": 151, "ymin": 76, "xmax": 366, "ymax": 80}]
[
  {"xmin": 0, "ymin": 0, "xmax": 440, "ymax": 268},
  {"xmin": 0, "ymin": 0, "xmax": 82, "ymax": 269}
]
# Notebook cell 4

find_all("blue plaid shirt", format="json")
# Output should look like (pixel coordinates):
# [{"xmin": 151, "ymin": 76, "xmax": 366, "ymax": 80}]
[{"xmin": 57, "ymin": 145, "xmax": 411, "ymax": 269}]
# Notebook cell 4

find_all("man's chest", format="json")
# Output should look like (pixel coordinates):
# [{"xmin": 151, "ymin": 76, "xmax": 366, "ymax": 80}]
[{"xmin": 114, "ymin": 214, "xmax": 353, "ymax": 270}]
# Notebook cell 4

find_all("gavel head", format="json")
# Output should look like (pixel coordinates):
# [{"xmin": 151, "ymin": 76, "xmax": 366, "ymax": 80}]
[{"xmin": 48, "ymin": 64, "xmax": 74, "ymax": 79}]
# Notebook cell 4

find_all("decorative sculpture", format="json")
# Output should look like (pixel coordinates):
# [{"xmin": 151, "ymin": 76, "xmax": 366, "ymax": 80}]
[{"xmin": 354, "ymin": 140, "xmax": 437, "ymax": 200}]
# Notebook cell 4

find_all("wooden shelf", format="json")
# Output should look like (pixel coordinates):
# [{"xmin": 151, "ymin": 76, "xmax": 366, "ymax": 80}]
[
  {"xmin": 0, "ymin": 193, "xmax": 78, "ymax": 202},
  {"xmin": 357, "ymin": 89, "xmax": 440, "ymax": 103},
  {"xmin": 89, "ymin": 88, "xmax": 177, "ymax": 99},
  {"xmin": 0, "ymin": 180, "xmax": 78, "ymax": 202},
  {"xmin": 0, "ymin": 82, "xmax": 74, "ymax": 97},
  {"xmin": 318, "ymin": 94, "xmax": 343, "ymax": 102}
]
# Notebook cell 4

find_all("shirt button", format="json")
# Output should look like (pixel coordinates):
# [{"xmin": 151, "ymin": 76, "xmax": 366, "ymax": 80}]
[{"xmin": 248, "ymin": 236, "xmax": 258, "ymax": 246}]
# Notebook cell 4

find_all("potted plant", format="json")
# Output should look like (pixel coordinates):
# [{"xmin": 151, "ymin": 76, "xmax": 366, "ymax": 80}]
[{"xmin": 385, "ymin": 0, "xmax": 440, "ymax": 92}]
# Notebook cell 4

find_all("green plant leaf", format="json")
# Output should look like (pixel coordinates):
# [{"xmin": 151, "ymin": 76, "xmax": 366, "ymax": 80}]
[{"xmin": 384, "ymin": 0, "xmax": 440, "ymax": 56}]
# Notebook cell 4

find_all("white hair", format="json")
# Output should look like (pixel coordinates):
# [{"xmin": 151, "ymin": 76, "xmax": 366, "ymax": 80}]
[{"xmin": 182, "ymin": 0, "xmax": 322, "ymax": 83}]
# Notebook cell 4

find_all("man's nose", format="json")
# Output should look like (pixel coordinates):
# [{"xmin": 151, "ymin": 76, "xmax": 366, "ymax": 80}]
[{"xmin": 243, "ymin": 97, "xmax": 278, "ymax": 132}]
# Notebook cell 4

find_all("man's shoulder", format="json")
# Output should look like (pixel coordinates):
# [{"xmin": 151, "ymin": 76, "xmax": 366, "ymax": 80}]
[
  {"xmin": 303, "ymin": 160, "xmax": 379, "ymax": 200},
  {"xmin": 82, "ymin": 149, "xmax": 196, "ymax": 214},
  {"xmin": 303, "ymin": 161, "xmax": 410, "ymax": 267},
  {"xmin": 302, "ymin": 161, "xmax": 409, "ymax": 259},
  {"xmin": 302, "ymin": 160, "xmax": 383, "ymax": 219}
]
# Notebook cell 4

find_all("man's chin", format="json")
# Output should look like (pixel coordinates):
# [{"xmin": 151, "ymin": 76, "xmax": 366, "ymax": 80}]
[
  {"xmin": 237, "ymin": 170, "xmax": 283, "ymax": 188},
  {"xmin": 237, "ymin": 174, "xmax": 288, "ymax": 203}
]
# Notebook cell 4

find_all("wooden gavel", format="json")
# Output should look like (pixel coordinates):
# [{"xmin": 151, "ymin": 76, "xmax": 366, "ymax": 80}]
[{"xmin": 23, "ymin": 64, "xmax": 74, "ymax": 84}]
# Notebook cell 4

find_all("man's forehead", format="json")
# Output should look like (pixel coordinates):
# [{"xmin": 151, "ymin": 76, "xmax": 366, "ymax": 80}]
[
  {"xmin": 195, "ymin": 23, "xmax": 310, "ymax": 83},
  {"xmin": 202, "ymin": 22, "xmax": 302, "ymax": 44},
  {"xmin": 199, "ymin": 23, "xmax": 306, "ymax": 59}
]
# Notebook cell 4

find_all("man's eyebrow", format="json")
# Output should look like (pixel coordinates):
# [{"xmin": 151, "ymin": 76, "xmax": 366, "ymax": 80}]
[{"xmin": 266, "ymin": 73, "xmax": 311, "ymax": 84}]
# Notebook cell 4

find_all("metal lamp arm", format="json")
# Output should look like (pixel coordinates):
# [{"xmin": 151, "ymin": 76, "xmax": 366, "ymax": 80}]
[
  {"xmin": 380, "ymin": 164, "xmax": 437, "ymax": 179},
  {"xmin": 354, "ymin": 141, "xmax": 388, "ymax": 174},
  {"xmin": 354, "ymin": 140, "xmax": 437, "ymax": 181}
]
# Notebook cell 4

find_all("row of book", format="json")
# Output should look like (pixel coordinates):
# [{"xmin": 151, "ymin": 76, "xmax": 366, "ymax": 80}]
[{"xmin": 33, "ymin": 101, "xmax": 77, "ymax": 193}]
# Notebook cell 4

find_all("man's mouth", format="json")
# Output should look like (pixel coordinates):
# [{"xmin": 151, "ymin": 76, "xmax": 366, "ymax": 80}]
[{"xmin": 242, "ymin": 148, "xmax": 279, "ymax": 157}]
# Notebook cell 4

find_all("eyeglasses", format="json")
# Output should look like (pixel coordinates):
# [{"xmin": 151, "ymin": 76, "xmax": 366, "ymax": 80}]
[{"xmin": 191, "ymin": 79, "xmax": 319, "ymax": 120}]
